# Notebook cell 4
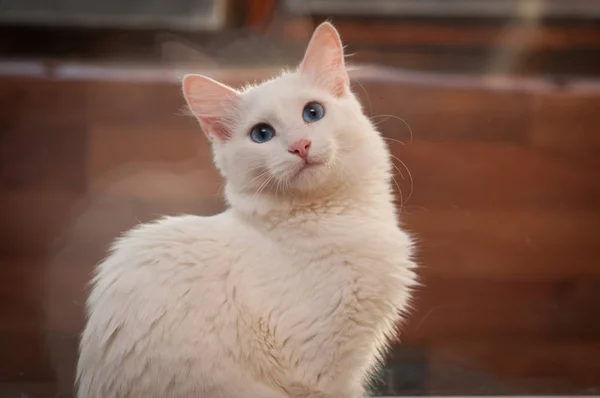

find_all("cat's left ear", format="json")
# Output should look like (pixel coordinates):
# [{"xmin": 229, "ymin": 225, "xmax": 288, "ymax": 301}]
[
  {"xmin": 182, "ymin": 74, "xmax": 239, "ymax": 143},
  {"xmin": 300, "ymin": 22, "xmax": 349, "ymax": 97}
]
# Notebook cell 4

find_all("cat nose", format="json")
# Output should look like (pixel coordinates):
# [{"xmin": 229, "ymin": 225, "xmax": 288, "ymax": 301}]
[{"xmin": 288, "ymin": 139, "xmax": 311, "ymax": 159}]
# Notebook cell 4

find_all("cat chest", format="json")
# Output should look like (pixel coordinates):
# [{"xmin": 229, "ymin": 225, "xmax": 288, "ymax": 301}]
[
  {"xmin": 255, "ymin": 248, "xmax": 402, "ymax": 340},
  {"xmin": 232, "ymin": 241, "xmax": 409, "ymax": 384},
  {"xmin": 275, "ymin": 254, "xmax": 402, "ymax": 376}
]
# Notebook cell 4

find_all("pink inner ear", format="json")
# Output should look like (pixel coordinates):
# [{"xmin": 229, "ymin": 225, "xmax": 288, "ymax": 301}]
[
  {"xmin": 300, "ymin": 23, "xmax": 349, "ymax": 97},
  {"xmin": 182, "ymin": 74, "xmax": 239, "ymax": 142},
  {"xmin": 301, "ymin": 32, "xmax": 343, "ymax": 74},
  {"xmin": 199, "ymin": 116, "xmax": 230, "ymax": 142}
]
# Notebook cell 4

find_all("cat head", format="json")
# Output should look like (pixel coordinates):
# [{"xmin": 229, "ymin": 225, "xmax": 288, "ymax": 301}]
[{"xmin": 183, "ymin": 22, "xmax": 387, "ymax": 209}]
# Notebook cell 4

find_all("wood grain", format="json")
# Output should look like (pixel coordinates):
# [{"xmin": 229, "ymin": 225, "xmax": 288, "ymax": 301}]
[
  {"xmin": 87, "ymin": 124, "xmax": 214, "ymax": 190},
  {"xmin": 404, "ymin": 276, "xmax": 600, "ymax": 342},
  {"xmin": 429, "ymin": 341, "xmax": 600, "ymax": 388},
  {"xmin": 530, "ymin": 92, "xmax": 600, "ymax": 158},
  {"xmin": 355, "ymin": 82, "xmax": 531, "ymax": 144},
  {"xmin": 0, "ymin": 126, "xmax": 87, "ymax": 192},
  {"xmin": 0, "ymin": 192, "xmax": 81, "ymax": 257},
  {"xmin": 390, "ymin": 140, "xmax": 600, "ymax": 211},
  {"xmin": 281, "ymin": 19, "xmax": 600, "ymax": 51},
  {"xmin": 0, "ymin": 70, "xmax": 599, "ymax": 395}
]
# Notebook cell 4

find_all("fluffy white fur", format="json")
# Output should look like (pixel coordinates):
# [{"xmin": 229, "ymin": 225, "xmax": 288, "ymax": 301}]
[{"xmin": 77, "ymin": 22, "xmax": 417, "ymax": 398}]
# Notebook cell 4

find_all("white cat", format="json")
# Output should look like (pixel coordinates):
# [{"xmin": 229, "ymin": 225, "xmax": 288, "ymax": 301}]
[{"xmin": 77, "ymin": 22, "xmax": 417, "ymax": 398}]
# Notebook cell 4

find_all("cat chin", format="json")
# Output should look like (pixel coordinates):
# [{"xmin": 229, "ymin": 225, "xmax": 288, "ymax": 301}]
[
  {"xmin": 285, "ymin": 162, "xmax": 331, "ymax": 191},
  {"xmin": 292, "ymin": 161, "xmax": 323, "ymax": 178}
]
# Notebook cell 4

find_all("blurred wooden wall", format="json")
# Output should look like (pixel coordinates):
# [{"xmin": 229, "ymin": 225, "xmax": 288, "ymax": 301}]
[
  {"xmin": 0, "ymin": 68, "xmax": 599, "ymax": 396},
  {"xmin": 2, "ymin": 13, "xmax": 600, "ymax": 77}
]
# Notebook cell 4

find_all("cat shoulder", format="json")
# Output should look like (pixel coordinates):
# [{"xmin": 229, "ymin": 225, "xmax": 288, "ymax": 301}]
[
  {"xmin": 97, "ymin": 212, "xmax": 237, "ymax": 275},
  {"xmin": 120, "ymin": 212, "xmax": 236, "ymax": 245}
]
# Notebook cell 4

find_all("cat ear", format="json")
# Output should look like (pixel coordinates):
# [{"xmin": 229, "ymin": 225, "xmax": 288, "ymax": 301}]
[
  {"xmin": 182, "ymin": 74, "xmax": 239, "ymax": 142},
  {"xmin": 299, "ymin": 22, "xmax": 349, "ymax": 97}
]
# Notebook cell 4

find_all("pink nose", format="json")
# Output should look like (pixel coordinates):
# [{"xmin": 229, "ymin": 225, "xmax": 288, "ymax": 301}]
[{"xmin": 288, "ymin": 139, "xmax": 311, "ymax": 159}]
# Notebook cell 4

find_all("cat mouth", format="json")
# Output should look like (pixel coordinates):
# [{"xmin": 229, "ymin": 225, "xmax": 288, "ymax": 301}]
[{"xmin": 293, "ymin": 160, "xmax": 323, "ymax": 178}]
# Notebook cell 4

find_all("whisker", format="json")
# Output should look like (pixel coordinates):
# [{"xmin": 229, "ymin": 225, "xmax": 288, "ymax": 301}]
[
  {"xmin": 389, "ymin": 158, "xmax": 405, "ymax": 180},
  {"xmin": 215, "ymin": 182, "xmax": 226, "ymax": 197},
  {"xmin": 389, "ymin": 153, "xmax": 414, "ymax": 204},
  {"xmin": 251, "ymin": 174, "xmax": 275, "ymax": 209},
  {"xmin": 370, "ymin": 114, "xmax": 414, "ymax": 143},
  {"xmin": 382, "ymin": 136, "xmax": 406, "ymax": 146},
  {"xmin": 275, "ymin": 176, "xmax": 284, "ymax": 204},
  {"xmin": 389, "ymin": 173, "xmax": 404, "ymax": 212},
  {"xmin": 238, "ymin": 170, "xmax": 269, "ymax": 192},
  {"xmin": 352, "ymin": 79, "xmax": 373, "ymax": 117}
]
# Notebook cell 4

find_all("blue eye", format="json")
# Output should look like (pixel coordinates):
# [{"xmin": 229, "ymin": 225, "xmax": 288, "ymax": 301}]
[
  {"xmin": 303, "ymin": 102, "xmax": 325, "ymax": 123},
  {"xmin": 250, "ymin": 123, "xmax": 275, "ymax": 143}
]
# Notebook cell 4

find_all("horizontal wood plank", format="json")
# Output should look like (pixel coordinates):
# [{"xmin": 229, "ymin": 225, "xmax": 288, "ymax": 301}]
[
  {"xmin": 530, "ymin": 92, "xmax": 600, "ymax": 158},
  {"xmin": 282, "ymin": 19, "xmax": 600, "ymax": 51},
  {"xmin": 0, "ymin": 126, "xmax": 87, "ymax": 192},
  {"xmin": 403, "ymin": 276, "xmax": 600, "ymax": 342},
  {"xmin": 1, "ymin": 69, "xmax": 599, "ymax": 393},
  {"xmin": 87, "ymin": 125, "xmax": 216, "ymax": 192},
  {"xmin": 389, "ymin": 140, "xmax": 600, "ymax": 212},
  {"xmin": 356, "ymin": 81, "xmax": 531, "ymax": 144},
  {"xmin": 428, "ymin": 341, "xmax": 600, "ymax": 390}
]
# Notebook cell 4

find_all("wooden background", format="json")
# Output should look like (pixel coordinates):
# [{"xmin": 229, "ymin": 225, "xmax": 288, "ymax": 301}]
[
  {"xmin": 1, "ymin": 5, "xmax": 600, "ymax": 397},
  {"xmin": 1, "ymin": 66, "xmax": 599, "ymax": 397}
]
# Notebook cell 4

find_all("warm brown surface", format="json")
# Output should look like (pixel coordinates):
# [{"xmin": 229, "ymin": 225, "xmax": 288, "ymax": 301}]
[
  {"xmin": 0, "ymin": 68, "xmax": 599, "ymax": 396},
  {"xmin": 282, "ymin": 19, "xmax": 600, "ymax": 50},
  {"xmin": 278, "ymin": 17, "xmax": 600, "ymax": 76},
  {"xmin": 2, "ymin": 16, "xmax": 600, "ymax": 77}
]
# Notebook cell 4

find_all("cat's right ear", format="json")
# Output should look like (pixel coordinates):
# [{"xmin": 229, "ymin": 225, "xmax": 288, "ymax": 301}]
[
  {"xmin": 300, "ymin": 22, "xmax": 349, "ymax": 97},
  {"xmin": 182, "ymin": 74, "xmax": 239, "ymax": 143}
]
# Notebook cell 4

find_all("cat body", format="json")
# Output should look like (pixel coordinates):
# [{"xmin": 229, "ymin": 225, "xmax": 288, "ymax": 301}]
[{"xmin": 77, "ymin": 23, "xmax": 416, "ymax": 398}]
